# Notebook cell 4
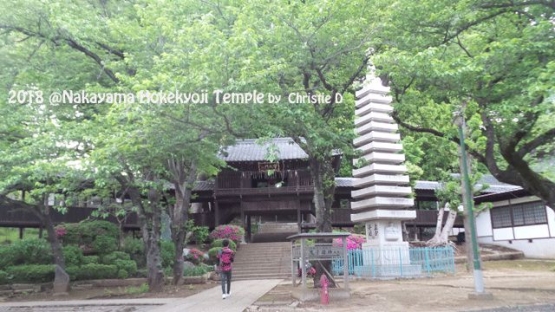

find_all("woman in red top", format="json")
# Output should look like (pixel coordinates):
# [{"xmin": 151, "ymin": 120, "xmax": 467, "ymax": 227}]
[{"xmin": 218, "ymin": 239, "xmax": 235, "ymax": 299}]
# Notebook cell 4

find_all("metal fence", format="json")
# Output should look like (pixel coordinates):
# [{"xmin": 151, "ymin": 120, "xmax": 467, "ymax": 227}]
[{"xmin": 332, "ymin": 246, "xmax": 455, "ymax": 279}]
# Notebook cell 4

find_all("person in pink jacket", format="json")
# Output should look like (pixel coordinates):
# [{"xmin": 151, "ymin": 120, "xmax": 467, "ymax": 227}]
[{"xmin": 218, "ymin": 239, "xmax": 235, "ymax": 299}]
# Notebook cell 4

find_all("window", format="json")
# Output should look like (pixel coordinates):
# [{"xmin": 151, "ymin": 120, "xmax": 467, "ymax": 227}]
[{"xmin": 491, "ymin": 201, "xmax": 547, "ymax": 229}]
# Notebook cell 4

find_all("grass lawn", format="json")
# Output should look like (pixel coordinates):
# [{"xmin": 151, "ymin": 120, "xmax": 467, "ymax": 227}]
[{"xmin": 0, "ymin": 227, "xmax": 40, "ymax": 244}]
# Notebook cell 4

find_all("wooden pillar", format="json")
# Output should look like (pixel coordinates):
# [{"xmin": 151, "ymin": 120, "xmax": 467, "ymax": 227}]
[
  {"xmin": 247, "ymin": 215, "xmax": 252, "ymax": 243},
  {"xmin": 297, "ymin": 201, "xmax": 302, "ymax": 233},
  {"xmin": 19, "ymin": 227, "xmax": 24, "ymax": 239},
  {"xmin": 240, "ymin": 202, "xmax": 245, "ymax": 229},
  {"xmin": 214, "ymin": 201, "xmax": 220, "ymax": 227},
  {"xmin": 39, "ymin": 227, "xmax": 43, "ymax": 238}
]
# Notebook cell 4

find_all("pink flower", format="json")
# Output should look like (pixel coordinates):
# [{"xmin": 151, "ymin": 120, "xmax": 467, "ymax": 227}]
[{"xmin": 333, "ymin": 234, "xmax": 366, "ymax": 250}]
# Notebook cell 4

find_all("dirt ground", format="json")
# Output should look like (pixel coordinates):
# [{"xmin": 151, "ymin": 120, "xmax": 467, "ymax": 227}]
[
  {"xmin": 2, "ymin": 281, "xmax": 218, "ymax": 302},
  {"xmin": 254, "ymin": 260, "xmax": 555, "ymax": 312},
  {"xmin": 3, "ymin": 249, "xmax": 555, "ymax": 312}
]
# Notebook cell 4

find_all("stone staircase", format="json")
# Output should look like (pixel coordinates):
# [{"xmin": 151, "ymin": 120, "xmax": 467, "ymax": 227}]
[
  {"xmin": 232, "ymin": 242, "xmax": 292, "ymax": 281},
  {"xmin": 252, "ymin": 222, "xmax": 299, "ymax": 243}
]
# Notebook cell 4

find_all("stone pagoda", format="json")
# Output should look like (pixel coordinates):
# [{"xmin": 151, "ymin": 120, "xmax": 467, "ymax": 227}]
[{"xmin": 351, "ymin": 74, "xmax": 418, "ymax": 277}]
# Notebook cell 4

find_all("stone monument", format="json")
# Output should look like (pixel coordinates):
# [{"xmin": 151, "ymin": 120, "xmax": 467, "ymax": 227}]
[{"xmin": 351, "ymin": 73, "xmax": 418, "ymax": 277}]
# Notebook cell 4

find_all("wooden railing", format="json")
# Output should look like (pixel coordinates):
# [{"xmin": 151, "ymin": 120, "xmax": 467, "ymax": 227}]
[{"xmin": 215, "ymin": 185, "xmax": 313, "ymax": 196}]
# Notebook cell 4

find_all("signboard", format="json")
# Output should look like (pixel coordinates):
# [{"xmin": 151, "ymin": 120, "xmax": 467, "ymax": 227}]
[
  {"xmin": 258, "ymin": 162, "xmax": 280, "ymax": 172},
  {"xmin": 292, "ymin": 244, "xmax": 344, "ymax": 261}
]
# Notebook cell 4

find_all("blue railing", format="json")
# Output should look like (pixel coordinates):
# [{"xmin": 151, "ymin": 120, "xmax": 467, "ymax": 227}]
[{"xmin": 332, "ymin": 246, "xmax": 455, "ymax": 278}]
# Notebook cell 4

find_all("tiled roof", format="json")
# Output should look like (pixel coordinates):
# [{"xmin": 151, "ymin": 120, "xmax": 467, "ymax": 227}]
[
  {"xmin": 220, "ymin": 138, "xmax": 308, "ymax": 162},
  {"xmin": 193, "ymin": 180, "xmax": 214, "ymax": 191},
  {"xmin": 220, "ymin": 138, "xmax": 341, "ymax": 162},
  {"xmin": 414, "ymin": 181, "xmax": 441, "ymax": 191}
]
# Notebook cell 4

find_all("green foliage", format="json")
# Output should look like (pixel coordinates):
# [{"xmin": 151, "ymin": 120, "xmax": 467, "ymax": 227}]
[
  {"xmin": 59, "ymin": 221, "xmax": 119, "ymax": 248},
  {"xmin": 374, "ymin": 0, "xmax": 555, "ymax": 206},
  {"xmin": 122, "ymin": 236, "xmax": 145, "ymax": 269},
  {"xmin": 0, "ymin": 228, "xmax": 40, "ymax": 244},
  {"xmin": 114, "ymin": 259, "xmax": 138, "ymax": 277},
  {"xmin": 0, "ymin": 239, "xmax": 52, "ymax": 268},
  {"xmin": 102, "ymin": 251, "xmax": 131, "ymax": 264},
  {"xmin": 0, "ymin": 270, "xmax": 9, "ymax": 285},
  {"xmin": 210, "ymin": 239, "xmax": 237, "ymax": 251},
  {"xmin": 65, "ymin": 266, "xmax": 83, "ymax": 281},
  {"xmin": 126, "ymin": 283, "xmax": 149, "ymax": 295},
  {"xmin": 62, "ymin": 245, "xmax": 84, "ymax": 267},
  {"xmin": 207, "ymin": 247, "xmax": 222, "ymax": 263},
  {"xmin": 92, "ymin": 235, "xmax": 118, "ymax": 255},
  {"xmin": 190, "ymin": 225, "xmax": 210, "ymax": 245},
  {"xmin": 82, "ymin": 255, "xmax": 99, "ymax": 265},
  {"xmin": 122, "ymin": 236, "xmax": 144, "ymax": 255},
  {"xmin": 76, "ymin": 264, "xmax": 118, "ymax": 280},
  {"xmin": 183, "ymin": 265, "xmax": 208, "ymax": 277},
  {"xmin": 5, "ymin": 264, "xmax": 55, "ymax": 283},
  {"xmin": 117, "ymin": 269, "xmax": 129, "ymax": 279},
  {"xmin": 161, "ymin": 240, "xmax": 175, "ymax": 269}
]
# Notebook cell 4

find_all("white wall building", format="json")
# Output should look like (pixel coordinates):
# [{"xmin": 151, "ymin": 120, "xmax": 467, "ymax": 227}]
[{"xmin": 475, "ymin": 190, "xmax": 555, "ymax": 259}]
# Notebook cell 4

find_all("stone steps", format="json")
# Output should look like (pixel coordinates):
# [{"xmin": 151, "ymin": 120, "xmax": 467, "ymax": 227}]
[{"xmin": 233, "ymin": 242, "xmax": 292, "ymax": 281}]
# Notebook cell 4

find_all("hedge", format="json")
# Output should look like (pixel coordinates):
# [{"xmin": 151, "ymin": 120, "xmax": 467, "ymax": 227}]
[
  {"xmin": 76, "ymin": 264, "xmax": 118, "ymax": 280},
  {"xmin": 0, "ymin": 270, "xmax": 9, "ymax": 285},
  {"xmin": 63, "ymin": 245, "xmax": 84, "ymax": 267},
  {"xmin": 5, "ymin": 264, "xmax": 55, "ymax": 283},
  {"xmin": 115, "ymin": 259, "xmax": 137, "ymax": 277},
  {"xmin": 102, "ymin": 251, "xmax": 130, "ymax": 264}
]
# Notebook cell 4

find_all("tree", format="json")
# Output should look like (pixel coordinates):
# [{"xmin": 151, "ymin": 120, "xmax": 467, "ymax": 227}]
[
  {"xmin": 374, "ymin": 0, "xmax": 555, "ymax": 209},
  {"xmin": 213, "ymin": 0, "xmax": 388, "ymax": 286}
]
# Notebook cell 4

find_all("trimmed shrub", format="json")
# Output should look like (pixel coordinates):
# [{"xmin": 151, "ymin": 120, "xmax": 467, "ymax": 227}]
[
  {"xmin": 117, "ymin": 269, "xmax": 129, "ymax": 279},
  {"xmin": 183, "ymin": 265, "xmax": 208, "ymax": 277},
  {"xmin": 58, "ymin": 221, "xmax": 119, "ymax": 247},
  {"xmin": 0, "ymin": 245, "xmax": 14, "ymax": 270},
  {"xmin": 207, "ymin": 247, "xmax": 222, "ymax": 263},
  {"xmin": 65, "ymin": 266, "xmax": 80, "ymax": 281},
  {"xmin": 122, "ymin": 236, "xmax": 144, "ymax": 255},
  {"xmin": 60, "ymin": 223, "xmax": 81, "ymax": 246},
  {"xmin": 161, "ymin": 240, "xmax": 175, "ymax": 268},
  {"xmin": 63, "ymin": 245, "xmax": 84, "ymax": 267},
  {"xmin": 0, "ymin": 270, "xmax": 10, "ymax": 284},
  {"xmin": 102, "ymin": 251, "xmax": 130, "ymax": 264},
  {"xmin": 115, "ymin": 259, "xmax": 137, "ymax": 277},
  {"xmin": 92, "ymin": 235, "xmax": 118, "ymax": 255},
  {"xmin": 1, "ymin": 239, "xmax": 53, "ymax": 267},
  {"xmin": 5, "ymin": 264, "xmax": 55, "ymax": 283},
  {"xmin": 122, "ymin": 236, "xmax": 145, "ymax": 269},
  {"xmin": 209, "ymin": 225, "xmax": 245, "ymax": 244},
  {"xmin": 211, "ymin": 239, "xmax": 237, "ymax": 251},
  {"xmin": 82, "ymin": 255, "xmax": 100, "ymax": 265},
  {"xmin": 79, "ymin": 221, "xmax": 119, "ymax": 241},
  {"xmin": 77, "ymin": 264, "xmax": 118, "ymax": 280}
]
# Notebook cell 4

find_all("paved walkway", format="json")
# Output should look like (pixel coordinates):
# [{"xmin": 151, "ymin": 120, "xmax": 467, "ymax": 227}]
[{"xmin": 0, "ymin": 279, "xmax": 283, "ymax": 312}]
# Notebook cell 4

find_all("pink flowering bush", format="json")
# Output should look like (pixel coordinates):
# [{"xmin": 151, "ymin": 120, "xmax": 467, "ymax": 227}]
[
  {"xmin": 209, "ymin": 225, "xmax": 245, "ymax": 244},
  {"xmin": 55, "ymin": 225, "xmax": 67, "ymax": 238},
  {"xmin": 333, "ymin": 234, "xmax": 366, "ymax": 250},
  {"xmin": 185, "ymin": 248, "xmax": 205, "ymax": 265}
]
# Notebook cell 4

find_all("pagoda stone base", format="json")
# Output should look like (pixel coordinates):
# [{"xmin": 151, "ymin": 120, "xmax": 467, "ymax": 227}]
[{"xmin": 356, "ymin": 211, "xmax": 419, "ymax": 278}]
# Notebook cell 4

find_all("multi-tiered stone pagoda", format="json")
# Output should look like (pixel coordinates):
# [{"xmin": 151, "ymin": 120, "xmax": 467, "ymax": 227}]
[{"xmin": 351, "ymin": 74, "xmax": 418, "ymax": 277}]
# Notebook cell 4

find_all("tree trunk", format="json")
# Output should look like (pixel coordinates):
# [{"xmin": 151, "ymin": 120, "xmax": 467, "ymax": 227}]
[
  {"xmin": 426, "ymin": 203, "xmax": 457, "ymax": 247},
  {"xmin": 440, "ymin": 209, "xmax": 457, "ymax": 243},
  {"xmin": 145, "ymin": 188, "xmax": 165, "ymax": 292},
  {"xmin": 120, "ymin": 177, "xmax": 165, "ymax": 293},
  {"xmin": 308, "ymin": 156, "xmax": 336, "ymax": 287},
  {"xmin": 168, "ymin": 159, "xmax": 197, "ymax": 285},
  {"xmin": 41, "ymin": 205, "xmax": 70, "ymax": 294}
]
